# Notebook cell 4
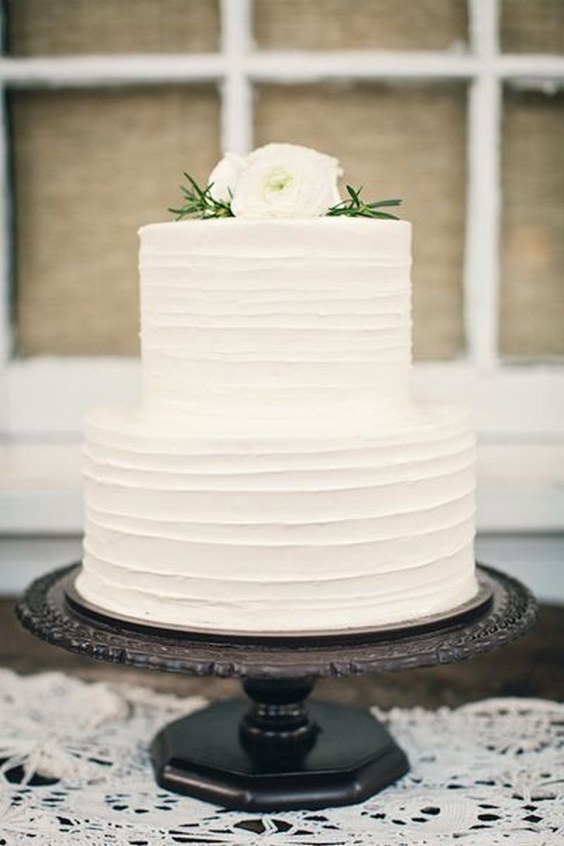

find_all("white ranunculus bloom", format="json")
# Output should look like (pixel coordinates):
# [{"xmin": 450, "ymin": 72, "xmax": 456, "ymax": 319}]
[
  {"xmin": 207, "ymin": 152, "xmax": 246, "ymax": 202},
  {"xmin": 231, "ymin": 143, "xmax": 342, "ymax": 219}
]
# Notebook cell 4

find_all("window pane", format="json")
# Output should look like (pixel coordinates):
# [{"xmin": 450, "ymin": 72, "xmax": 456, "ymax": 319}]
[
  {"xmin": 501, "ymin": 0, "xmax": 564, "ymax": 54},
  {"xmin": 500, "ymin": 88, "xmax": 564, "ymax": 358},
  {"xmin": 11, "ymin": 86, "xmax": 220, "ymax": 356},
  {"xmin": 254, "ymin": 0, "xmax": 468, "ymax": 52},
  {"xmin": 6, "ymin": 0, "xmax": 220, "ymax": 55},
  {"xmin": 255, "ymin": 84, "xmax": 467, "ymax": 360}
]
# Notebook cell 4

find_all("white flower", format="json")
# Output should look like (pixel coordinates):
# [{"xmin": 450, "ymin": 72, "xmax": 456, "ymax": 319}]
[
  {"xmin": 207, "ymin": 152, "xmax": 245, "ymax": 202},
  {"xmin": 230, "ymin": 143, "xmax": 342, "ymax": 219}
]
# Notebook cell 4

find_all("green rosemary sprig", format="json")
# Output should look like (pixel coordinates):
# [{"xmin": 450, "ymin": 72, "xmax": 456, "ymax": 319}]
[
  {"xmin": 327, "ymin": 185, "xmax": 402, "ymax": 219},
  {"xmin": 168, "ymin": 174, "xmax": 234, "ymax": 220},
  {"xmin": 169, "ymin": 175, "xmax": 401, "ymax": 220}
]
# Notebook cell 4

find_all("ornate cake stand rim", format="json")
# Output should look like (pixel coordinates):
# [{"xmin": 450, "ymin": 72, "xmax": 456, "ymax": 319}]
[{"xmin": 16, "ymin": 561, "xmax": 537, "ymax": 679}]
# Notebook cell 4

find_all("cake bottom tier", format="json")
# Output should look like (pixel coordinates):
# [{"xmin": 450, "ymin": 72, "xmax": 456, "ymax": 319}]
[{"xmin": 77, "ymin": 403, "xmax": 478, "ymax": 633}]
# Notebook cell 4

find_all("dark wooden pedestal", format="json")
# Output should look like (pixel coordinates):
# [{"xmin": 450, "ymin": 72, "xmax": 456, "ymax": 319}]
[{"xmin": 151, "ymin": 677, "xmax": 408, "ymax": 810}]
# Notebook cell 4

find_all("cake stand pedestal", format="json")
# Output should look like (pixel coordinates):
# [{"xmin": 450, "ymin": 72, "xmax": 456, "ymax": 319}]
[{"xmin": 16, "ymin": 563, "xmax": 536, "ymax": 812}]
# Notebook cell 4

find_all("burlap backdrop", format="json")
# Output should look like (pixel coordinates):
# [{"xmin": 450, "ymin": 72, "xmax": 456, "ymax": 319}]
[
  {"xmin": 501, "ymin": 0, "xmax": 564, "ymax": 54},
  {"xmin": 501, "ymin": 89, "xmax": 564, "ymax": 358},
  {"xmin": 6, "ymin": 0, "xmax": 219, "ymax": 55},
  {"xmin": 12, "ymin": 87, "xmax": 221, "ymax": 356},
  {"xmin": 7, "ymin": 0, "xmax": 564, "ymax": 359},
  {"xmin": 253, "ymin": 0, "xmax": 468, "ymax": 51}
]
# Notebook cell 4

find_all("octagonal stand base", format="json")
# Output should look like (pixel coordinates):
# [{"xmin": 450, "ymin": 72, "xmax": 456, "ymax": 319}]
[{"xmin": 150, "ymin": 678, "xmax": 409, "ymax": 811}]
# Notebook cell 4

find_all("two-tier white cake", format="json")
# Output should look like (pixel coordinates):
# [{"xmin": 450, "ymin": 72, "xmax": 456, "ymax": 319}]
[{"xmin": 76, "ymin": 146, "xmax": 478, "ymax": 633}]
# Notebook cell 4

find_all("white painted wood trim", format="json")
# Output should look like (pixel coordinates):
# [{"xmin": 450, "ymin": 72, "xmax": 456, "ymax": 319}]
[
  {"xmin": 0, "ymin": 82, "xmax": 10, "ymax": 433},
  {"xmin": 0, "ymin": 1, "xmax": 9, "ymax": 432},
  {"xmin": 244, "ymin": 51, "xmax": 481, "ymax": 81},
  {"xmin": 411, "ymin": 362, "xmax": 564, "ymax": 437},
  {"xmin": 242, "ymin": 51, "xmax": 564, "ymax": 83},
  {"xmin": 0, "ymin": 53, "xmax": 562, "ymax": 88},
  {"xmin": 0, "ymin": 55, "xmax": 227, "ymax": 85},
  {"xmin": 464, "ymin": 0, "xmax": 501, "ymax": 370},
  {"xmin": 470, "ymin": 0, "xmax": 498, "ymax": 60},
  {"xmin": 219, "ymin": 0, "xmax": 253, "ymax": 154},
  {"xmin": 497, "ymin": 54, "xmax": 564, "ymax": 79},
  {"xmin": 5, "ymin": 357, "xmax": 141, "ymax": 435}
]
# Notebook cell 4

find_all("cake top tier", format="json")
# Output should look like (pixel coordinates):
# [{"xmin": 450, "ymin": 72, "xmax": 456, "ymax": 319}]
[{"xmin": 138, "ymin": 144, "xmax": 412, "ymax": 435}]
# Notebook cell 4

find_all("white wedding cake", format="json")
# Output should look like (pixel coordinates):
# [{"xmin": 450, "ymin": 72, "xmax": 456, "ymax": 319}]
[{"xmin": 76, "ymin": 144, "xmax": 478, "ymax": 633}]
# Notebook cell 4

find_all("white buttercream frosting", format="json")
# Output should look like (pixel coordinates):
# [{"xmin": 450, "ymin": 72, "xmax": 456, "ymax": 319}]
[
  {"xmin": 77, "ymin": 218, "xmax": 478, "ymax": 633},
  {"xmin": 139, "ymin": 219, "xmax": 412, "ymax": 434}
]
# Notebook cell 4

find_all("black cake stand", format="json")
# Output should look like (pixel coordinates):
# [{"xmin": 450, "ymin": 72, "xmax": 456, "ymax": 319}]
[{"xmin": 16, "ymin": 562, "xmax": 536, "ymax": 812}]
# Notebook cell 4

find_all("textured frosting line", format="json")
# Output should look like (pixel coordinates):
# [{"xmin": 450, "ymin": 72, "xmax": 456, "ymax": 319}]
[
  {"xmin": 139, "ymin": 220, "xmax": 412, "ymax": 428},
  {"xmin": 77, "ymin": 551, "xmax": 477, "ymax": 631},
  {"xmin": 78, "ymin": 401, "xmax": 478, "ymax": 632},
  {"xmin": 139, "ymin": 218, "xmax": 411, "ymax": 257},
  {"xmin": 84, "ymin": 400, "xmax": 471, "ymax": 451}
]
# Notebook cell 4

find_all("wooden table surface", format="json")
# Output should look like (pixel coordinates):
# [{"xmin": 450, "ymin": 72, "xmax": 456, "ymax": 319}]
[{"xmin": 2, "ymin": 597, "xmax": 562, "ymax": 708}]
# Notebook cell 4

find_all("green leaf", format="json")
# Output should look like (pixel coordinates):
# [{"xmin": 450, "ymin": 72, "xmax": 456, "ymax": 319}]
[
  {"xmin": 366, "ymin": 199, "xmax": 402, "ymax": 209},
  {"xmin": 169, "ymin": 173, "xmax": 235, "ymax": 220},
  {"xmin": 326, "ymin": 185, "xmax": 402, "ymax": 220}
]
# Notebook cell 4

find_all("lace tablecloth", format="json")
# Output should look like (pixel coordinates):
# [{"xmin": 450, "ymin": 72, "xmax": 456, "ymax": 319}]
[{"xmin": 0, "ymin": 669, "xmax": 562, "ymax": 845}]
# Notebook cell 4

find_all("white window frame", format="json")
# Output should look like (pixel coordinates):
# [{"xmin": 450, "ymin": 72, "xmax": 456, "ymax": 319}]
[{"xmin": 0, "ymin": 0, "xmax": 563, "ymax": 533}]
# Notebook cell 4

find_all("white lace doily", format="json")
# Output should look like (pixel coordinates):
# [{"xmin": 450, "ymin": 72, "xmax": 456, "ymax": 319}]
[{"xmin": 0, "ymin": 669, "xmax": 562, "ymax": 845}]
